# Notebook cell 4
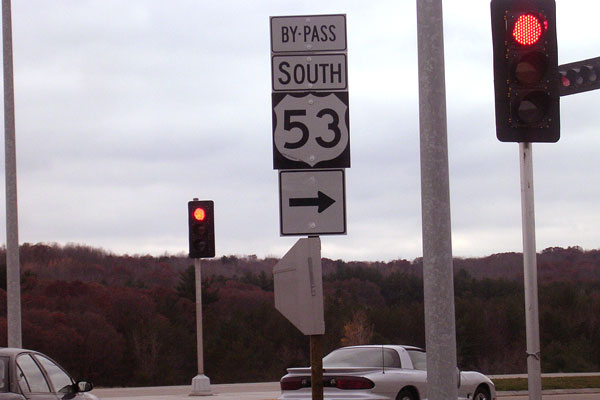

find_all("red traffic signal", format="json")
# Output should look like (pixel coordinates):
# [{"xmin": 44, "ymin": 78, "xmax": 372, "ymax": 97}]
[
  {"xmin": 193, "ymin": 207, "xmax": 206, "ymax": 222},
  {"xmin": 512, "ymin": 14, "xmax": 544, "ymax": 46},
  {"xmin": 188, "ymin": 200, "xmax": 215, "ymax": 259},
  {"xmin": 491, "ymin": 0, "xmax": 560, "ymax": 143}
]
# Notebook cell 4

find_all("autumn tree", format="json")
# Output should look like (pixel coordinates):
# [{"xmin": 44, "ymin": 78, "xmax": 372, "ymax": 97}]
[{"xmin": 340, "ymin": 309, "xmax": 374, "ymax": 347}]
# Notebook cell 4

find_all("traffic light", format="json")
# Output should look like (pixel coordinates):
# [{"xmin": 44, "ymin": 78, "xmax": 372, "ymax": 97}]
[
  {"xmin": 559, "ymin": 57, "xmax": 600, "ymax": 97},
  {"xmin": 491, "ymin": 0, "xmax": 560, "ymax": 142},
  {"xmin": 188, "ymin": 200, "xmax": 215, "ymax": 258}
]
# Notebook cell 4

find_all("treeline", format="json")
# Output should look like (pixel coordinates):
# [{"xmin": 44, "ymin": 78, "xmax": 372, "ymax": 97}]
[{"xmin": 0, "ymin": 243, "xmax": 599, "ymax": 387}]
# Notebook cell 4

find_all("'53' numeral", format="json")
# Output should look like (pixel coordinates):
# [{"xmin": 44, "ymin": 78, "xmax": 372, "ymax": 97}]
[{"xmin": 283, "ymin": 109, "xmax": 342, "ymax": 149}]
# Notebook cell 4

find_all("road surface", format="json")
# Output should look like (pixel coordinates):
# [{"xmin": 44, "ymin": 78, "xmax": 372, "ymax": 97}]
[{"xmin": 94, "ymin": 382, "xmax": 600, "ymax": 400}]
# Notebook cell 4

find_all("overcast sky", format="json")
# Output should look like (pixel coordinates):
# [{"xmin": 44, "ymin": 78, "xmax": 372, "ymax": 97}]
[{"xmin": 1, "ymin": 0, "xmax": 599, "ymax": 262}]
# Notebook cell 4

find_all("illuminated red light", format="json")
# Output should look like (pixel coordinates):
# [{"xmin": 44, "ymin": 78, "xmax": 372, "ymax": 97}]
[
  {"xmin": 193, "ymin": 207, "xmax": 206, "ymax": 221},
  {"xmin": 513, "ymin": 14, "xmax": 543, "ymax": 46}
]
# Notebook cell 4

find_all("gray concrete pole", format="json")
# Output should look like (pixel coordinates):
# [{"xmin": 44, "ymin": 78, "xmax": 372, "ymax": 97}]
[
  {"xmin": 190, "ymin": 258, "xmax": 211, "ymax": 396},
  {"xmin": 519, "ymin": 143, "xmax": 542, "ymax": 400},
  {"xmin": 2, "ymin": 0, "xmax": 22, "ymax": 349},
  {"xmin": 416, "ymin": 0, "xmax": 458, "ymax": 399}
]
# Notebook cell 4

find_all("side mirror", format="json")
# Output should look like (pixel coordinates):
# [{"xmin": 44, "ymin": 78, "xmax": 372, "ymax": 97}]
[{"xmin": 77, "ymin": 382, "xmax": 93, "ymax": 393}]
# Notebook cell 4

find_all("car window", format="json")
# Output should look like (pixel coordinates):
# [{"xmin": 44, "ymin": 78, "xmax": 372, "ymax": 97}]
[
  {"xmin": 34, "ymin": 355, "xmax": 73, "ymax": 393},
  {"xmin": 16, "ymin": 355, "xmax": 50, "ymax": 393},
  {"xmin": 323, "ymin": 347, "xmax": 401, "ymax": 368},
  {"xmin": 0, "ymin": 357, "xmax": 9, "ymax": 392},
  {"xmin": 406, "ymin": 349, "xmax": 427, "ymax": 370}
]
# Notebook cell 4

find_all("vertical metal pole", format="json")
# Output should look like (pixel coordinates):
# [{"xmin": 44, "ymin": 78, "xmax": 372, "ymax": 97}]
[
  {"xmin": 519, "ymin": 143, "xmax": 542, "ymax": 400},
  {"xmin": 2, "ymin": 0, "xmax": 22, "ymax": 349},
  {"xmin": 190, "ymin": 258, "xmax": 211, "ymax": 396},
  {"xmin": 195, "ymin": 259, "xmax": 204, "ymax": 375},
  {"xmin": 310, "ymin": 334, "xmax": 324, "ymax": 400},
  {"xmin": 416, "ymin": 0, "xmax": 458, "ymax": 399}
]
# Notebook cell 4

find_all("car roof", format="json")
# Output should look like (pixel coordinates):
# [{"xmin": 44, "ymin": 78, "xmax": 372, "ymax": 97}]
[
  {"xmin": 0, "ymin": 348, "xmax": 36, "ymax": 357},
  {"xmin": 336, "ymin": 345, "xmax": 425, "ymax": 352},
  {"xmin": 337, "ymin": 345, "xmax": 425, "ymax": 350}
]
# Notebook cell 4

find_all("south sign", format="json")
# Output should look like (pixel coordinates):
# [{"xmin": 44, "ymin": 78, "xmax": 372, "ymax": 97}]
[{"xmin": 272, "ymin": 54, "xmax": 347, "ymax": 92}]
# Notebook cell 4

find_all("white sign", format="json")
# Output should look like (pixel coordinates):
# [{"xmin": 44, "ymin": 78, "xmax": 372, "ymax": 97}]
[
  {"xmin": 279, "ymin": 169, "xmax": 346, "ymax": 236},
  {"xmin": 270, "ymin": 14, "xmax": 346, "ymax": 53},
  {"xmin": 272, "ymin": 92, "xmax": 350, "ymax": 169},
  {"xmin": 272, "ymin": 54, "xmax": 347, "ymax": 92},
  {"xmin": 273, "ymin": 237, "xmax": 324, "ymax": 335}
]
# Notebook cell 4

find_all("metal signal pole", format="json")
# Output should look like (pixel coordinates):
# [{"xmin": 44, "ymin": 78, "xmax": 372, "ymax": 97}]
[
  {"xmin": 191, "ymin": 258, "xmax": 211, "ymax": 396},
  {"xmin": 2, "ymin": 0, "xmax": 22, "ymax": 349},
  {"xmin": 519, "ymin": 143, "xmax": 542, "ymax": 400}
]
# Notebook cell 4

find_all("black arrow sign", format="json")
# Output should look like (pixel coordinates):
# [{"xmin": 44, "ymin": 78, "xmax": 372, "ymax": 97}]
[{"xmin": 289, "ymin": 191, "xmax": 335, "ymax": 213}]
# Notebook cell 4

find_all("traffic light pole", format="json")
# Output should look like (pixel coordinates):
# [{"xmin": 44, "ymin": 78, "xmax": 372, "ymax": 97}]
[
  {"xmin": 519, "ymin": 143, "xmax": 542, "ymax": 400},
  {"xmin": 191, "ymin": 258, "xmax": 211, "ymax": 396}
]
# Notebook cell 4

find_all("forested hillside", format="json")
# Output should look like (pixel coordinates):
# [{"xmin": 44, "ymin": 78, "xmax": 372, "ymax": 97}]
[{"xmin": 1, "ymin": 243, "xmax": 599, "ymax": 387}]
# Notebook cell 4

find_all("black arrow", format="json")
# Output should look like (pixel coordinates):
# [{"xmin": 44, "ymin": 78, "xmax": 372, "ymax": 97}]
[{"xmin": 289, "ymin": 191, "xmax": 335, "ymax": 213}]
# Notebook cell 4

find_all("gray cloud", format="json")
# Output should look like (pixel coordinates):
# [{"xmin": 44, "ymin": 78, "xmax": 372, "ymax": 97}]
[{"xmin": 1, "ymin": 0, "xmax": 599, "ymax": 261}]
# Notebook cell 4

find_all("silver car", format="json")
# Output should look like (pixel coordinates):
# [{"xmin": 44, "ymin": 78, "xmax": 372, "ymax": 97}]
[
  {"xmin": 0, "ymin": 348, "xmax": 98, "ymax": 400},
  {"xmin": 279, "ymin": 345, "xmax": 496, "ymax": 400}
]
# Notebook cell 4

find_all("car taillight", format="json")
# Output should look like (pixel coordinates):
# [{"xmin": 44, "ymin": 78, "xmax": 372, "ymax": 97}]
[
  {"xmin": 280, "ymin": 376, "xmax": 309, "ymax": 390},
  {"xmin": 326, "ymin": 376, "xmax": 375, "ymax": 390},
  {"xmin": 281, "ymin": 375, "xmax": 375, "ymax": 391}
]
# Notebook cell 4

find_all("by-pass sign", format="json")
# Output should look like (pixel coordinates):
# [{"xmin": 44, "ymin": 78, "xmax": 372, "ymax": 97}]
[{"xmin": 270, "ymin": 15, "xmax": 346, "ymax": 53}]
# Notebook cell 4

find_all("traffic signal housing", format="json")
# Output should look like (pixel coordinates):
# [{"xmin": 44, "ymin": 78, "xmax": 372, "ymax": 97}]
[
  {"xmin": 559, "ymin": 56, "xmax": 600, "ymax": 97},
  {"xmin": 491, "ymin": 0, "xmax": 560, "ymax": 142},
  {"xmin": 188, "ymin": 200, "xmax": 215, "ymax": 258}
]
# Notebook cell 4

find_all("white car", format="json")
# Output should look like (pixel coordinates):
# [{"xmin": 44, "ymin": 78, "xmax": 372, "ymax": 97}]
[
  {"xmin": 279, "ymin": 345, "xmax": 496, "ymax": 400},
  {"xmin": 0, "ymin": 347, "xmax": 98, "ymax": 400}
]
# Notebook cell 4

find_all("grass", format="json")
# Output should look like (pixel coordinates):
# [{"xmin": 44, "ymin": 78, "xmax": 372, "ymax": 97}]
[{"xmin": 493, "ymin": 376, "xmax": 600, "ymax": 391}]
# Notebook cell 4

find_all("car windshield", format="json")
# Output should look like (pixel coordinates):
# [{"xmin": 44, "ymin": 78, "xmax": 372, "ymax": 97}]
[
  {"xmin": 0, "ymin": 357, "xmax": 8, "ymax": 392},
  {"xmin": 407, "ymin": 349, "xmax": 427, "ymax": 370},
  {"xmin": 323, "ymin": 347, "xmax": 401, "ymax": 368}
]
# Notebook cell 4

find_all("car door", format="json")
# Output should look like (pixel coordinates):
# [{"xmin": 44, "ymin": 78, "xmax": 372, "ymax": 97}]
[{"xmin": 15, "ymin": 354, "xmax": 57, "ymax": 400}]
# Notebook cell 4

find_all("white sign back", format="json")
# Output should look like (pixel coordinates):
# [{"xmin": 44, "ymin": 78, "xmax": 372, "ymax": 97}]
[{"xmin": 273, "ymin": 237, "xmax": 324, "ymax": 336}]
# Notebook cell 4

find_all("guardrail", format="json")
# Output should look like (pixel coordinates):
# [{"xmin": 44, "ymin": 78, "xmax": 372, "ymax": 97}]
[{"xmin": 489, "ymin": 372, "xmax": 600, "ymax": 379}]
